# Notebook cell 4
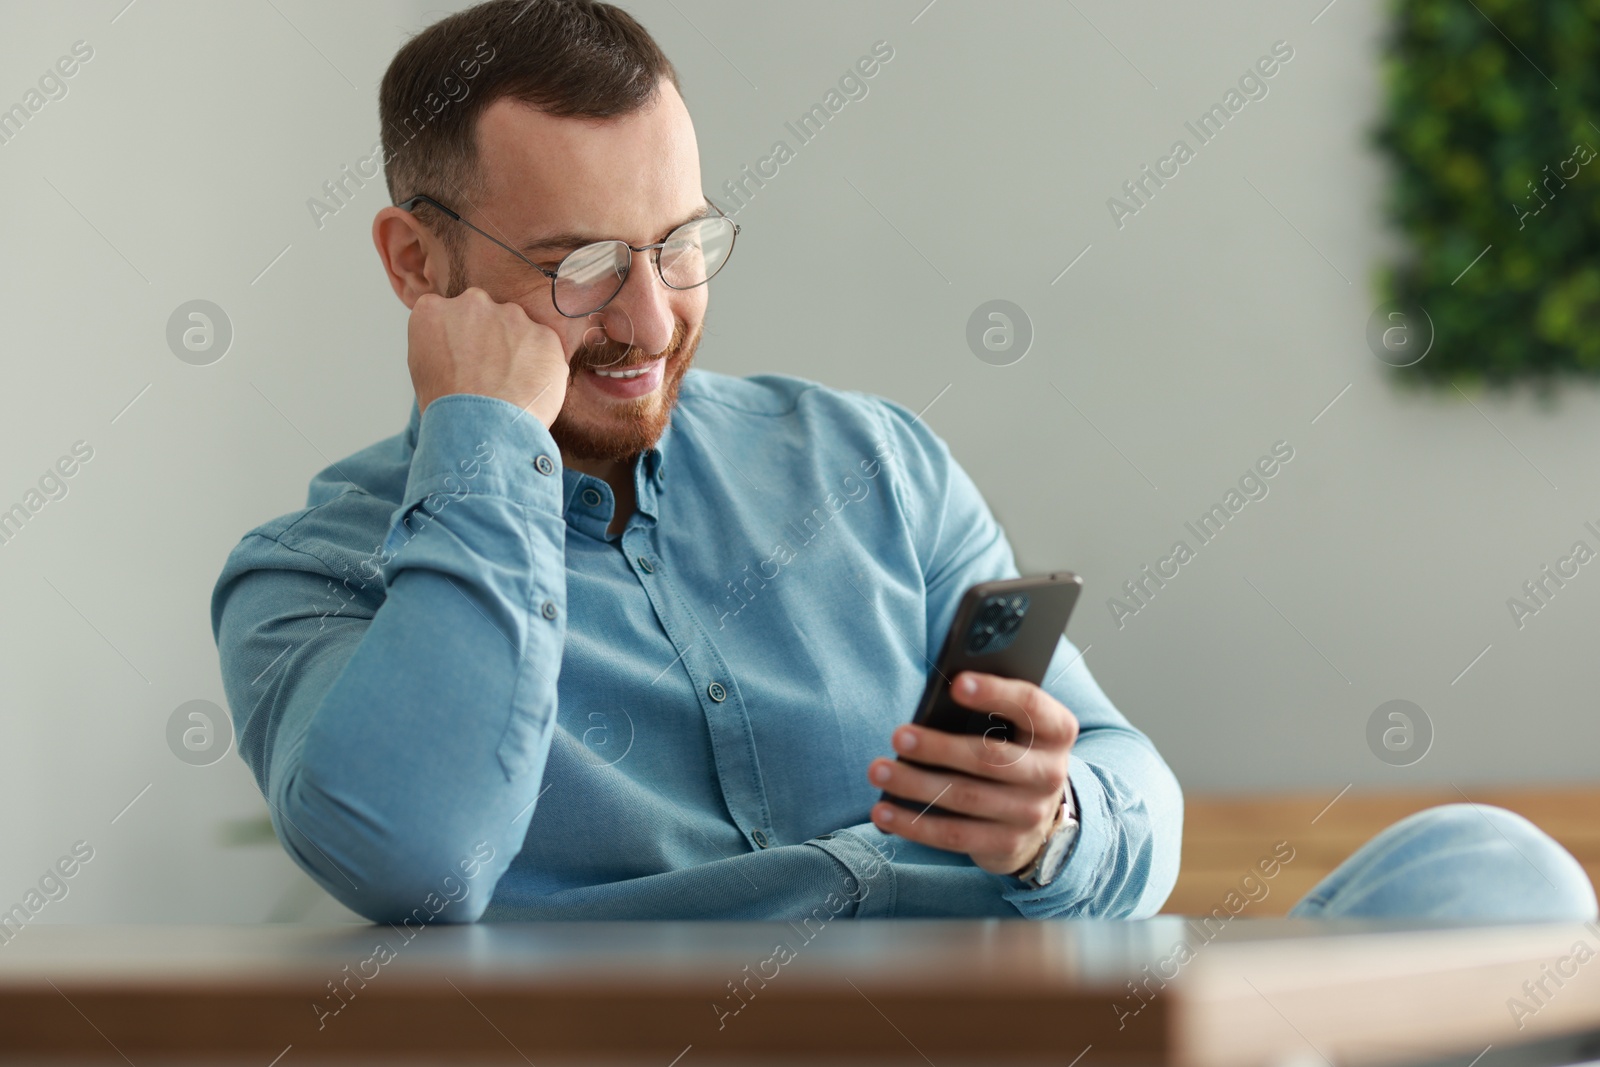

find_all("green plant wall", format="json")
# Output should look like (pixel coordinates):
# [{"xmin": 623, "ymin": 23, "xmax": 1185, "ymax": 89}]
[{"xmin": 1376, "ymin": 0, "xmax": 1600, "ymax": 386}]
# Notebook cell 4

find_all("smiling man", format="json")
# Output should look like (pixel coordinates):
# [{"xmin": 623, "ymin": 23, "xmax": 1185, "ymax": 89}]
[{"xmin": 211, "ymin": 0, "xmax": 1594, "ymax": 927}]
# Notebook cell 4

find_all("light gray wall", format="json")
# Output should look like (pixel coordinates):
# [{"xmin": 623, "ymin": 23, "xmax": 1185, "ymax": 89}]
[{"xmin": 1, "ymin": 0, "xmax": 1593, "ymax": 924}]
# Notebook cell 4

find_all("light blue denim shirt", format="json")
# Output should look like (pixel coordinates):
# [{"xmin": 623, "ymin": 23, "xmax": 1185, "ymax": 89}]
[{"xmin": 210, "ymin": 369, "xmax": 1182, "ymax": 923}]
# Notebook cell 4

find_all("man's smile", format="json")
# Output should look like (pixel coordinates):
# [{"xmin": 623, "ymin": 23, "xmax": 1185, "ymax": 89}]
[{"xmin": 581, "ymin": 355, "xmax": 666, "ymax": 398}]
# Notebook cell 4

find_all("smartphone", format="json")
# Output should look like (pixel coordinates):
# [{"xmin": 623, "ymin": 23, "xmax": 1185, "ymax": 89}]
[{"xmin": 878, "ymin": 571, "xmax": 1083, "ymax": 819}]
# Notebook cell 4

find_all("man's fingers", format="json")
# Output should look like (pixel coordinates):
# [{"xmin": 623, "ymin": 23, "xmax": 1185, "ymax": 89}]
[
  {"xmin": 868, "ymin": 796, "xmax": 1050, "ymax": 876},
  {"xmin": 949, "ymin": 672, "xmax": 1079, "ymax": 748},
  {"xmin": 868, "ymin": 675, "xmax": 1077, "ymax": 876},
  {"xmin": 869, "ymin": 798, "xmax": 1025, "ymax": 866},
  {"xmin": 883, "ymin": 674, "xmax": 1076, "ymax": 789},
  {"xmin": 887, "ymin": 718, "xmax": 1063, "ymax": 790},
  {"xmin": 869, "ymin": 757, "xmax": 1048, "ymax": 827}
]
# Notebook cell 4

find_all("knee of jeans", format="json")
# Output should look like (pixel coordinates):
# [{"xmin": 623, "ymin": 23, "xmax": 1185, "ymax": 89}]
[{"xmin": 1407, "ymin": 803, "xmax": 1598, "ymax": 921}]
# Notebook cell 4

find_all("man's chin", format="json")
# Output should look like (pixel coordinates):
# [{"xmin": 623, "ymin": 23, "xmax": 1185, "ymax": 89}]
[{"xmin": 550, "ymin": 361, "xmax": 688, "ymax": 462}]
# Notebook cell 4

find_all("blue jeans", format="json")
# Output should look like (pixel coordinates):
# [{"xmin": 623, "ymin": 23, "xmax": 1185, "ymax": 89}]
[{"xmin": 1287, "ymin": 803, "xmax": 1598, "ymax": 922}]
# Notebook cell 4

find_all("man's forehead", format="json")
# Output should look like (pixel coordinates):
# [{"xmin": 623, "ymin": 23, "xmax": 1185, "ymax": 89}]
[{"xmin": 473, "ymin": 89, "xmax": 700, "ymax": 240}]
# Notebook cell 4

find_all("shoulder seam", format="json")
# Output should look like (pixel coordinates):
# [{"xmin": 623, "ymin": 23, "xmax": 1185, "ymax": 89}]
[
  {"xmin": 238, "ymin": 528, "xmax": 345, "ymax": 577},
  {"xmin": 269, "ymin": 485, "xmax": 386, "ymax": 549},
  {"xmin": 871, "ymin": 396, "xmax": 913, "ymax": 523}
]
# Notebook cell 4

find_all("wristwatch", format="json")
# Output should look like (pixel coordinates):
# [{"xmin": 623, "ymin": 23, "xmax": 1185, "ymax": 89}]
[{"xmin": 1011, "ymin": 786, "xmax": 1080, "ymax": 889}]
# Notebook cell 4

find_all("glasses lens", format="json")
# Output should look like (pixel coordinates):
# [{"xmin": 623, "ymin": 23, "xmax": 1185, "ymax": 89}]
[
  {"xmin": 555, "ymin": 241, "xmax": 629, "ymax": 316},
  {"xmin": 659, "ymin": 217, "xmax": 736, "ymax": 290}
]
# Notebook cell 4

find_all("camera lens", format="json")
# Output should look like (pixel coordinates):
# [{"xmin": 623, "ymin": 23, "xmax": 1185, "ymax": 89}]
[{"xmin": 968, "ymin": 595, "xmax": 1028, "ymax": 654}]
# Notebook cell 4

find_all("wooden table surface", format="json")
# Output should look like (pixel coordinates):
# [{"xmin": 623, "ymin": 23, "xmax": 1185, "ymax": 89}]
[
  {"xmin": 3, "ymin": 918, "xmax": 1600, "ymax": 1066},
  {"xmin": 1167, "ymin": 786, "xmax": 1600, "ymax": 918}
]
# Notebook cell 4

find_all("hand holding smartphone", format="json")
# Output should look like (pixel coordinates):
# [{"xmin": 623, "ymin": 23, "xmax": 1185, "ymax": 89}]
[{"xmin": 878, "ymin": 572, "xmax": 1083, "ymax": 819}]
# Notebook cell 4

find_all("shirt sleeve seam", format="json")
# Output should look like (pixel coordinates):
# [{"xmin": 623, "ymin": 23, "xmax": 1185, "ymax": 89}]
[
  {"xmin": 872, "ymin": 399, "xmax": 915, "ymax": 537},
  {"xmin": 241, "ymin": 528, "xmax": 346, "ymax": 579}
]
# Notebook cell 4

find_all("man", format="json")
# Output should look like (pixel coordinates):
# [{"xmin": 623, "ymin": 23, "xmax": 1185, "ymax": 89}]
[{"xmin": 211, "ymin": 0, "xmax": 1594, "ymax": 925}]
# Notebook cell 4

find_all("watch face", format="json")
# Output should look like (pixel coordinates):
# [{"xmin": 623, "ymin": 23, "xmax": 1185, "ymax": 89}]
[{"xmin": 1037, "ymin": 816, "xmax": 1080, "ymax": 885}]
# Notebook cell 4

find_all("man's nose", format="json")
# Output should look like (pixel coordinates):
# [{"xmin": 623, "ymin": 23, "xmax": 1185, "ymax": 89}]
[{"xmin": 598, "ymin": 252, "xmax": 676, "ymax": 356}]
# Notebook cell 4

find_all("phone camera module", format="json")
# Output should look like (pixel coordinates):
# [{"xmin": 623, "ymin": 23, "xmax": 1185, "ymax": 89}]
[{"xmin": 965, "ymin": 593, "xmax": 1029, "ymax": 655}]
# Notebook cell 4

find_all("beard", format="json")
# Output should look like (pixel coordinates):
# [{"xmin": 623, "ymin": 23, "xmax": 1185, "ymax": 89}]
[
  {"xmin": 443, "ymin": 261, "xmax": 701, "ymax": 463},
  {"xmin": 550, "ymin": 315, "xmax": 701, "ymax": 462}
]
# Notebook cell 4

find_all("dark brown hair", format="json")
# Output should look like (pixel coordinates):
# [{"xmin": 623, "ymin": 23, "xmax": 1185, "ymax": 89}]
[{"xmin": 378, "ymin": 0, "xmax": 681, "ymax": 262}]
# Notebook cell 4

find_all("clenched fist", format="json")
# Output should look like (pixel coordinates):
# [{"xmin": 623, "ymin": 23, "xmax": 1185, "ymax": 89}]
[{"xmin": 407, "ymin": 287, "xmax": 569, "ymax": 428}]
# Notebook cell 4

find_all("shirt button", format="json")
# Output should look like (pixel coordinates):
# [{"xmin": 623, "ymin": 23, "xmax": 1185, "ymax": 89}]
[
  {"xmin": 637, "ymin": 555, "xmax": 654, "ymax": 573},
  {"xmin": 540, "ymin": 600, "xmax": 558, "ymax": 620},
  {"xmin": 707, "ymin": 681, "xmax": 726, "ymax": 703},
  {"xmin": 581, "ymin": 487, "xmax": 603, "ymax": 507},
  {"xmin": 752, "ymin": 829, "xmax": 769, "ymax": 848},
  {"xmin": 533, "ymin": 455, "xmax": 555, "ymax": 475}
]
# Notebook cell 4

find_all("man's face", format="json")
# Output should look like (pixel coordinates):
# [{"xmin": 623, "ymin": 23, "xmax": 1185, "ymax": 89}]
[{"xmin": 449, "ymin": 79, "xmax": 709, "ymax": 462}]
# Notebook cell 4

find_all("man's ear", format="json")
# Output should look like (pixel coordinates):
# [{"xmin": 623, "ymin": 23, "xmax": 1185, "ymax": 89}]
[{"xmin": 372, "ymin": 206, "xmax": 449, "ymax": 309}]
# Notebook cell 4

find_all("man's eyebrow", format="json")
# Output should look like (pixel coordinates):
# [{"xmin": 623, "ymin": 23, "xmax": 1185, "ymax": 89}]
[{"xmin": 519, "ymin": 203, "xmax": 714, "ymax": 257}]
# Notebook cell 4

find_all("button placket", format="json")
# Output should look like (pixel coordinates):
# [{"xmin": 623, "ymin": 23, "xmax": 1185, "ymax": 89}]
[{"xmin": 625, "ymin": 547, "xmax": 773, "ymax": 853}]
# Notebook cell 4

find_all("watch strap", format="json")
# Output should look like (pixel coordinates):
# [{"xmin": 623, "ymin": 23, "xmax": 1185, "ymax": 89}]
[{"xmin": 1012, "ymin": 787, "xmax": 1076, "ymax": 887}]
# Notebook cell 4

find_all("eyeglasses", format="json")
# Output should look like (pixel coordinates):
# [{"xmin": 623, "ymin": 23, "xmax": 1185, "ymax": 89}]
[{"xmin": 398, "ymin": 193, "xmax": 740, "ymax": 318}]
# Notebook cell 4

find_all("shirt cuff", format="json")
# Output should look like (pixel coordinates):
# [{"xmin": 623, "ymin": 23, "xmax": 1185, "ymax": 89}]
[{"xmin": 401, "ymin": 393, "xmax": 567, "ymax": 517}]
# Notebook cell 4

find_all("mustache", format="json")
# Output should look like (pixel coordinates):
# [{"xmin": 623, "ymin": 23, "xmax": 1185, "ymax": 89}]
[{"xmin": 570, "ymin": 320, "xmax": 693, "ymax": 373}]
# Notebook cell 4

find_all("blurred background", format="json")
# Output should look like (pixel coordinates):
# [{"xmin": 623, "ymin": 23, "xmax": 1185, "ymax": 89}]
[{"xmin": 1, "ymin": 0, "xmax": 1595, "ymax": 923}]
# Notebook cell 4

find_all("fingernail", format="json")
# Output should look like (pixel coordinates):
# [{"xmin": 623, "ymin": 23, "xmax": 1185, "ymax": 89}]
[
  {"xmin": 895, "ymin": 728, "xmax": 917, "ymax": 752},
  {"xmin": 960, "ymin": 675, "xmax": 979, "ymax": 694},
  {"xmin": 876, "ymin": 804, "xmax": 896, "ymax": 823},
  {"xmin": 870, "ymin": 763, "xmax": 890, "ymax": 783}
]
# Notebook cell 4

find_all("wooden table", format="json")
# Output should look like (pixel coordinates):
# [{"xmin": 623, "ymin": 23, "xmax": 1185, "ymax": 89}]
[
  {"xmin": 1168, "ymin": 786, "xmax": 1600, "ymax": 918},
  {"xmin": 3, "ymin": 919, "xmax": 1600, "ymax": 1066}
]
